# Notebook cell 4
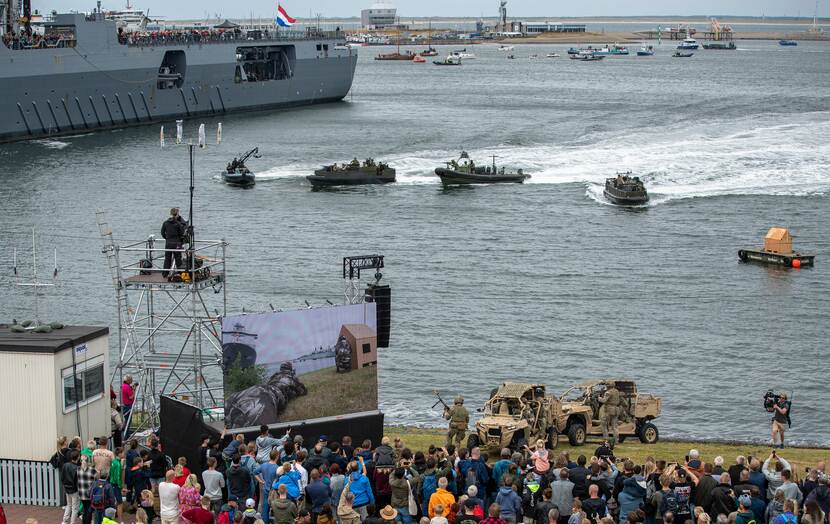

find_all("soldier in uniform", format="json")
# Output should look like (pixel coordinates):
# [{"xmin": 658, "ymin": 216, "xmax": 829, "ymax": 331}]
[
  {"xmin": 598, "ymin": 383, "xmax": 622, "ymax": 444},
  {"xmin": 444, "ymin": 396, "xmax": 469, "ymax": 448},
  {"xmin": 334, "ymin": 335, "xmax": 352, "ymax": 373},
  {"xmin": 523, "ymin": 403, "xmax": 538, "ymax": 444}
]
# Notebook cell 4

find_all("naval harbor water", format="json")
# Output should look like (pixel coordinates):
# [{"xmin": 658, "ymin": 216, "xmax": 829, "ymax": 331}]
[{"xmin": 1, "ymin": 39, "xmax": 829, "ymax": 445}]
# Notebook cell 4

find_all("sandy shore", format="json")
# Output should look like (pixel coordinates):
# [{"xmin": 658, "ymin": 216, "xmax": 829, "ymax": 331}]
[{"xmin": 499, "ymin": 31, "xmax": 829, "ymax": 44}]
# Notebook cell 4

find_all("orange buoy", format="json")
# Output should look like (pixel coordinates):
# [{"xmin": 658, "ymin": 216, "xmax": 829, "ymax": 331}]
[{"xmin": 792, "ymin": 259, "xmax": 801, "ymax": 268}]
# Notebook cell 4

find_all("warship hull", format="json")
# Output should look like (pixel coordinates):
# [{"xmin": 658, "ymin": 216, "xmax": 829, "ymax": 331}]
[{"xmin": 0, "ymin": 14, "xmax": 358, "ymax": 143}]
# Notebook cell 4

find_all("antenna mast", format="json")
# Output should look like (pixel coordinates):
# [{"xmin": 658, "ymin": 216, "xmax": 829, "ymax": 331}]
[{"xmin": 13, "ymin": 228, "xmax": 59, "ymax": 328}]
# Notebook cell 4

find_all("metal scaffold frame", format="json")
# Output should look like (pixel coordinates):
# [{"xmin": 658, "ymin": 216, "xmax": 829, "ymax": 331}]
[{"xmin": 96, "ymin": 211, "xmax": 228, "ymax": 434}]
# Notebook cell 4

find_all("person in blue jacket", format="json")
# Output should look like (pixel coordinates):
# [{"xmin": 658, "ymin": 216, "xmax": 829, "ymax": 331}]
[
  {"xmin": 346, "ymin": 456, "xmax": 375, "ymax": 519},
  {"xmin": 459, "ymin": 447, "xmax": 490, "ymax": 500},
  {"xmin": 273, "ymin": 462, "xmax": 303, "ymax": 501}
]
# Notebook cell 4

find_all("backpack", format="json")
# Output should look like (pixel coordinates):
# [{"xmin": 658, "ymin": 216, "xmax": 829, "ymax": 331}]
[
  {"xmin": 422, "ymin": 472, "xmax": 438, "ymax": 502},
  {"xmin": 49, "ymin": 451, "xmax": 65, "ymax": 470},
  {"xmin": 465, "ymin": 463, "xmax": 478, "ymax": 489},
  {"xmin": 660, "ymin": 490, "xmax": 679, "ymax": 516},
  {"xmin": 90, "ymin": 480, "xmax": 107, "ymax": 509},
  {"xmin": 217, "ymin": 512, "xmax": 231, "ymax": 524}
]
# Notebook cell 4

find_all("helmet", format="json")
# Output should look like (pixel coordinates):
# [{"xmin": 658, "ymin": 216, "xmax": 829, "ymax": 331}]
[{"xmin": 454, "ymin": 396, "xmax": 464, "ymax": 405}]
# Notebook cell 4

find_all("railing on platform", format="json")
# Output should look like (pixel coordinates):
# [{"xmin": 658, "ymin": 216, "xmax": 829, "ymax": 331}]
[{"xmin": 0, "ymin": 459, "xmax": 62, "ymax": 507}]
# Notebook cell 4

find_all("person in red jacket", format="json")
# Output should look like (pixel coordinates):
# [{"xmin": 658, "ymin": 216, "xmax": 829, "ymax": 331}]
[
  {"xmin": 182, "ymin": 495, "xmax": 215, "ymax": 524},
  {"xmin": 121, "ymin": 375, "xmax": 136, "ymax": 433}
]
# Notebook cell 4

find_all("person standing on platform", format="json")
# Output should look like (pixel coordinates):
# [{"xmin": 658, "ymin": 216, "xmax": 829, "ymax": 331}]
[
  {"xmin": 121, "ymin": 375, "xmax": 136, "ymax": 429},
  {"xmin": 161, "ymin": 207, "xmax": 187, "ymax": 278}
]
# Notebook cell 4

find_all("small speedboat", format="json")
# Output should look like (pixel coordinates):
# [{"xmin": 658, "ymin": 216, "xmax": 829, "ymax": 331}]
[
  {"xmin": 222, "ymin": 147, "xmax": 260, "ymax": 188},
  {"xmin": 609, "ymin": 44, "xmax": 629, "ymax": 55},
  {"xmin": 434, "ymin": 55, "xmax": 462, "ymax": 65},
  {"xmin": 498, "ymin": 45, "xmax": 514, "ymax": 51},
  {"xmin": 570, "ymin": 53, "xmax": 604, "ymax": 61},
  {"xmin": 412, "ymin": 55, "xmax": 426, "ymax": 63},
  {"xmin": 779, "ymin": 39, "xmax": 798, "ymax": 46},
  {"xmin": 507, "ymin": 54, "xmax": 515, "ymax": 59},
  {"xmin": 677, "ymin": 38, "xmax": 699, "ymax": 50},
  {"xmin": 637, "ymin": 45, "xmax": 655, "ymax": 56},
  {"xmin": 673, "ymin": 51, "xmax": 694, "ymax": 58},
  {"xmin": 546, "ymin": 53, "xmax": 560, "ymax": 58},
  {"xmin": 567, "ymin": 47, "xmax": 581, "ymax": 55},
  {"xmin": 451, "ymin": 49, "xmax": 476, "ymax": 59},
  {"xmin": 419, "ymin": 47, "xmax": 438, "ymax": 56},
  {"xmin": 529, "ymin": 54, "xmax": 539, "ymax": 59},
  {"xmin": 435, "ymin": 152, "xmax": 530, "ymax": 186}
]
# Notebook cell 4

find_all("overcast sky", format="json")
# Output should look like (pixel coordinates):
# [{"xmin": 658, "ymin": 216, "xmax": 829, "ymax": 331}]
[{"xmin": 42, "ymin": 0, "xmax": 829, "ymax": 21}]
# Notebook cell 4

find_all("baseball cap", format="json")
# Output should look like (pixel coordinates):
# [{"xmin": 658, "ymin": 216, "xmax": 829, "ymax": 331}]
[
  {"xmin": 464, "ymin": 499, "xmax": 477, "ymax": 509},
  {"xmin": 246, "ymin": 498, "xmax": 256, "ymax": 508},
  {"xmin": 294, "ymin": 434, "xmax": 304, "ymax": 443},
  {"xmin": 739, "ymin": 495, "xmax": 752, "ymax": 507},
  {"xmin": 318, "ymin": 435, "xmax": 328, "ymax": 442},
  {"xmin": 228, "ymin": 494, "xmax": 239, "ymax": 502},
  {"xmin": 104, "ymin": 507, "xmax": 117, "ymax": 518}
]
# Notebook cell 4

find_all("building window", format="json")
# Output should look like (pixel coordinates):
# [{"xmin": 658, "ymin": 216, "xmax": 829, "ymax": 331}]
[
  {"xmin": 62, "ymin": 356, "xmax": 105, "ymax": 412},
  {"xmin": 362, "ymin": 343, "xmax": 371, "ymax": 354}
]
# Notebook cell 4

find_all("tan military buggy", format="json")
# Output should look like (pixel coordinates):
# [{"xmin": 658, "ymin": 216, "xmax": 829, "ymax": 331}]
[
  {"xmin": 468, "ymin": 383, "xmax": 561, "ymax": 451},
  {"xmin": 555, "ymin": 379, "xmax": 661, "ymax": 446}
]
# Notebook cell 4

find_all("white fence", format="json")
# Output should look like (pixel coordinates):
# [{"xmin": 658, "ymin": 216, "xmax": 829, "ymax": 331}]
[{"xmin": 0, "ymin": 459, "xmax": 62, "ymax": 506}]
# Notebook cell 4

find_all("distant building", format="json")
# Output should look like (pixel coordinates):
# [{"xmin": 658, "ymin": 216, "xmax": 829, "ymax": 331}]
[
  {"xmin": 524, "ymin": 22, "xmax": 586, "ymax": 34},
  {"xmin": 361, "ymin": 0, "xmax": 396, "ymax": 29}
]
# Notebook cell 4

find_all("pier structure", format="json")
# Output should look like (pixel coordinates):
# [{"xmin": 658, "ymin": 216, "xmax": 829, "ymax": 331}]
[{"xmin": 96, "ymin": 211, "xmax": 228, "ymax": 434}]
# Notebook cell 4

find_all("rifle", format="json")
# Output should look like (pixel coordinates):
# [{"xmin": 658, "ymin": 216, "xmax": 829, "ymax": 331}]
[{"xmin": 432, "ymin": 390, "xmax": 450, "ymax": 411}]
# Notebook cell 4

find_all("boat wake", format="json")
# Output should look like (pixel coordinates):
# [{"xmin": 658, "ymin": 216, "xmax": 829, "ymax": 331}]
[
  {"xmin": 246, "ymin": 112, "xmax": 830, "ymax": 199},
  {"xmin": 496, "ymin": 112, "xmax": 830, "ymax": 203},
  {"xmin": 32, "ymin": 139, "xmax": 71, "ymax": 150}
]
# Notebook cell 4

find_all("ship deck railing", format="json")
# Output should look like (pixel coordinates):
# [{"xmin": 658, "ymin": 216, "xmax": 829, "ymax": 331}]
[{"xmin": 121, "ymin": 29, "xmax": 344, "ymax": 48}]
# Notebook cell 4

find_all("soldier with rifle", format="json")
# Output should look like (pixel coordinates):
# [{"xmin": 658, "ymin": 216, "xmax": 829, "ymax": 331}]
[{"xmin": 434, "ymin": 391, "xmax": 469, "ymax": 448}]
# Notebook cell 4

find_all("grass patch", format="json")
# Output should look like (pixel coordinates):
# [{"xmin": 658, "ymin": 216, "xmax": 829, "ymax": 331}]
[
  {"xmin": 277, "ymin": 366, "xmax": 378, "ymax": 422},
  {"xmin": 383, "ymin": 427, "xmax": 828, "ymax": 474}
]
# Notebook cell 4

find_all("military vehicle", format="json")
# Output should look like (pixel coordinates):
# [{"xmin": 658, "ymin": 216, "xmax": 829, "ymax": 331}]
[
  {"xmin": 468, "ymin": 383, "xmax": 561, "ymax": 451},
  {"xmin": 557, "ymin": 380, "xmax": 661, "ymax": 445},
  {"xmin": 469, "ymin": 380, "xmax": 662, "ymax": 451}
]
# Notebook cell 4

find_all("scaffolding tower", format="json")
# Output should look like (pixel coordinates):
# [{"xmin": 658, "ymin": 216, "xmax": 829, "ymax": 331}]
[{"xmin": 97, "ymin": 211, "xmax": 228, "ymax": 434}]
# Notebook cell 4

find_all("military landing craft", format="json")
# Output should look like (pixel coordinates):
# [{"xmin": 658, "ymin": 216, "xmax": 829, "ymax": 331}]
[
  {"xmin": 603, "ymin": 172, "xmax": 649, "ymax": 206},
  {"xmin": 307, "ymin": 158, "xmax": 396, "ymax": 188}
]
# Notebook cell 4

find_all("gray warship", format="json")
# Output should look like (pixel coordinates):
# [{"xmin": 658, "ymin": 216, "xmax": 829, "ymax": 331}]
[{"xmin": 0, "ymin": 9, "xmax": 357, "ymax": 143}]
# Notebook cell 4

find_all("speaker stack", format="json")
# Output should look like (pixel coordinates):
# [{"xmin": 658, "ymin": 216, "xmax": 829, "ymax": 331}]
[{"xmin": 365, "ymin": 283, "xmax": 391, "ymax": 347}]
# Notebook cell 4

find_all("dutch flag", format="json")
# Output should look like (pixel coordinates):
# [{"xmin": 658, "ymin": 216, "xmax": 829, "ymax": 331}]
[{"xmin": 276, "ymin": 4, "xmax": 296, "ymax": 27}]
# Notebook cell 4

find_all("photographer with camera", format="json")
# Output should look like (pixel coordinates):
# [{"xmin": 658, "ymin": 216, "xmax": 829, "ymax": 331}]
[{"xmin": 766, "ymin": 392, "xmax": 790, "ymax": 449}]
